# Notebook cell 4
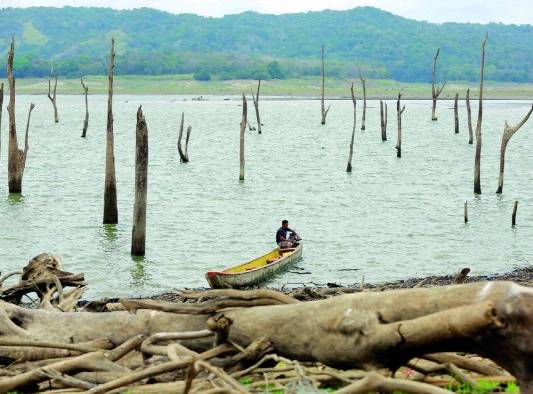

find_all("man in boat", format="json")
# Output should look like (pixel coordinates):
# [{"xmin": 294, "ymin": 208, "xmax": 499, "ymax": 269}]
[{"xmin": 276, "ymin": 220, "xmax": 300, "ymax": 249}]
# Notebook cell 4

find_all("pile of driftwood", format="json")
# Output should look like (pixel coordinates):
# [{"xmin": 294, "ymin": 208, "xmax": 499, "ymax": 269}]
[{"xmin": 0, "ymin": 255, "xmax": 531, "ymax": 394}]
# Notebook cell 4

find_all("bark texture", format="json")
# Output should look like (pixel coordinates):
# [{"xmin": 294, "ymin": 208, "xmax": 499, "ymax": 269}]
[
  {"xmin": 496, "ymin": 104, "xmax": 533, "ymax": 193},
  {"xmin": 239, "ymin": 94, "xmax": 247, "ymax": 181},
  {"xmin": 320, "ymin": 45, "xmax": 330, "ymax": 125},
  {"xmin": 346, "ymin": 83, "xmax": 356, "ymax": 173},
  {"xmin": 131, "ymin": 106, "xmax": 149, "ymax": 256},
  {"xmin": 474, "ymin": 34, "xmax": 487, "ymax": 195},
  {"xmin": 81, "ymin": 77, "xmax": 89, "ymax": 138},
  {"xmin": 251, "ymin": 79, "xmax": 262, "ymax": 134},
  {"xmin": 396, "ymin": 93, "xmax": 406, "ymax": 158},
  {"xmin": 47, "ymin": 67, "xmax": 59, "ymax": 123},
  {"xmin": 466, "ymin": 89, "xmax": 474, "ymax": 144},
  {"xmin": 103, "ymin": 38, "xmax": 118, "ymax": 224},
  {"xmin": 431, "ymin": 48, "xmax": 446, "ymax": 121}
]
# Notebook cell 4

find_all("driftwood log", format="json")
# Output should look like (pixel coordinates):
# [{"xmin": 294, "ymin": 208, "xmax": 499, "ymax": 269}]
[
  {"xmin": 346, "ymin": 83, "xmax": 356, "ymax": 173},
  {"xmin": 431, "ymin": 48, "xmax": 446, "ymax": 121},
  {"xmin": 496, "ymin": 104, "xmax": 533, "ymax": 193},
  {"xmin": 103, "ymin": 38, "xmax": 118, "ymax": 224},
  {"xmin": 474, "ymin": 33, "xmax": 487, "ymax": 195},
  {"xmin": 80, "ymin": 77, "xmax": 89, "ymax": 137},
  {"xmin": 131, "ymin": 106, "xmax": 149, "ymax": 256},
  {"xmin": 47, "ymin": 67, "xmax": 59, "ymax": 123},
  {"xmin": 466, "ymin": 88, "xmax": 474, "ymax": 144},
  {"xmin": 320, "ymin": 45, "xmax": 330, "ymax": 125}
]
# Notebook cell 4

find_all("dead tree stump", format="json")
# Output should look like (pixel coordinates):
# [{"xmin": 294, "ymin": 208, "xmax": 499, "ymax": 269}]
[
  {"xmin": 359, "ymin": 69, "xmax": 366, "ymax": 130},
  {"xmin": 6, "ymin": 39, "xmax": 33, "ymax": 194},
  {"xmin": 346, "ymin": 83, "xmax": 356, "ymax": 173},
  {"xmin": 512, "ymin": 201, "xmax": 518, "ymax": 227},
  {"xmin": 320, "ymin": 45, "xmax": 330, "ymax": 125},
  {"xmin": 239, "ymin": 94, "xmax": 247, "ymax": 181},
  {"xmin": 47, "ymin": 67, "xmax": 59, "ymax": 123},
  {"xmin": 251, "ymin": 79, "xmax": 262, "ymax": 134},
  {"xmin": 496, "ymin": 104, "xmax": 533, "ymax": 193},
  {"xmin": 431, "ymin": 48, "xmax": 446, "ymax": 121},
  {"xmin": 81, "ymin": 77, "xmax": 89, "ymax": 137},
  {"xmin": 380, "ymin": 100, "xmax": 387, "ymax": 141},
  {"xmin": 466, "ymin": 89, "xmax": 474, "ymax": 144},
  {"xmin": 131, "ymin": 106, "xmax": 149, "ymax": 256},
  {"xmin": 103, "ymin": 38, "xmax": 118, "ymax": 224},
  {"xmin": 454, "ymin": 93, "xmax": 459, "ymax": 134},
  {"xmin": 396, "ymin": 93, "xmax": 405, "ymax": 158},
  {"xmin": 177, "ymin": 112, "xmax": 192, "ymax": 163},
  {"xmin": 474, "ymin": 33, "xmax": 488, "ymax": 195}
]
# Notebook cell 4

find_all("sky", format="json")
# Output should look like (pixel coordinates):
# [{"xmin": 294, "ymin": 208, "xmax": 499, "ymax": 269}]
[{"xmin": 1, "ymin": 0, "xmax": 532, "ymax": 25}]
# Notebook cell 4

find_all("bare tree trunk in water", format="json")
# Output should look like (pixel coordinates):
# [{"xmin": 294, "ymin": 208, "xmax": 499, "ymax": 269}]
[
  {"xmin": 81, "ymin": 77, "xmax": 89, "ymax": 137},
  {"xmin": 320, "ymin": 45, "xmax": 330, "ymax": 125},
  {"xmin": 496, "ymin": 104, "xmax": 533, "ymax": 194},
  {"xmin": 131, "ymin": 106, "xmax": 149, "ymax": 256},
  {"xmin": 474, "ymin": 34, "xmax": 487, "ymax": 195},
  {"xmin": 6, "ymin": 38, "xmax": 34, "ymax": 194},
  {"xmin": 512, "ymin": 201, "xmax": 518, "ymax": 227},
  {"xmin": 346, "ymin": 83, "xmax": 356, "ymax": 173},
  {"xmin": 239, "ymin": 94, "xmax": 247, "ymax": 181},
  {"xmin": 396, "ymin": 93, "xmax": 405, "ymax": 158},
  {"xmin": 431, "ymin": 48, "xmax": 446, "ymax": 121},
  {"xmin": 466, "ymin": 89, "xmax": 474, "ymax": 144},
  {"xmin": 454, "ymin": 93, "xmax": 459, "ymax": 134},
  {"xmin": 251, "ymin": 79, "xmax": 262, "ymax": 134},
  {"xmin": 177, "ymin": 112, "xmax": 191, "ymax": 163},
  {"xmin": 0, "ymin": 83, "xmax": 4, "ymax": 168},
  {"xmin": 103, "ymin": 38, "xmax": 118, "ymax": 224},
  {"xmin": 359, "ymin": 70, "xmax": 366, "ymax": 130},
  {"xmin": 47, "ymin": 67, "xmax": 59, "ymax": 123},
  {"xmin": 380, "ymin": 100, "xmax": 387, "ymax": 141}
]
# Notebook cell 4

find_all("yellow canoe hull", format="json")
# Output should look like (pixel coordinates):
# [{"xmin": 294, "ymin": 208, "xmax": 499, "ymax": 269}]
[{"xmin": 205, "ymin": 243, "xmax": 303, "ymax": 288}]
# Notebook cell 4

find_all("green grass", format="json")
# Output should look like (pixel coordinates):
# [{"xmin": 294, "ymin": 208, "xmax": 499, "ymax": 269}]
[{"xmin": 5, "ymin": 75, "xmax": 533, "ymax": 98}]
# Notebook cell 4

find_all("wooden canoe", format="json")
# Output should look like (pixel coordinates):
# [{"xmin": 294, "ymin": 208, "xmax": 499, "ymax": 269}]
[{"xmin": 205, "ymin": 243, "xmax": 303, "ymax": 288}]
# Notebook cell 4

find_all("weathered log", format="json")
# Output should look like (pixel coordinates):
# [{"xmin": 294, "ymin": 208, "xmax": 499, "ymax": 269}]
[
  {"xmin": 512, "ymin": 201, "xmax": 518, "ymax": 227},
  {"xmin": 380, "ymin": 100, "xmax": 387, "ymax": 141},
  {"xmin": 80, "ymin": 77, "xmax": 89, "ymax": 138},
  {"xmin": 177, "ymin": 112, "xmax": 191, "ymax": 163},
  {"xmin": 496, "ymin": 104, "xmax": 533, "ymax": 193},
  {"xmin": 346, "ymin": 83, "xmax": 356, "ymax": 173},
  {"xmin": 103, "ymin": 38, "xmax": 118, "ymax": 224},
  {"xmin": 424, "ymin": 352, "xmax": 506, "ymax": 377},
  {"xmin": 454, "ymin": 93, "xmax": 459, "ymax": 134},
  {"xmin": 474, "ymin": 33, "xmax": 487, "ymax": 195},
  {"xmin": 359, "ymin": 69, "xmax": 366, "ymax": 130},
  {"xmin": 131, "ymin": 106, "xmax": 148, "ymax": 256},
  {"xmin": 47, "ymin": 67, "xmax": 59, "ymax": 123},
  {"xmin": 6, "ymin": 38, "xmax": 32, "ymax": 194},
  {"xmin": 431, "ymin": 48, "xmax": 446, "ymax": 121},
  {"xmin": 396, "ymin": 93, "xmax": 405, "ymax": 158},
  {"xmin": 251, "ymin": 80, "xmax": 261, "ymax": 134},
  {"xmin": 239, "ymin": 94, "xmax": 247, "ymax": 181},
  {"xmin": 466, "ymin": 89, "xmax": 474, "ymax": 144},
  {"xmin": 320, "ymin": 45, "xmax": 330, "ymax": 125}
]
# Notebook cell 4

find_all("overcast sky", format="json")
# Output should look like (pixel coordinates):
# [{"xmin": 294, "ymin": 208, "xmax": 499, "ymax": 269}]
[{"xmin": 2, "ymin": 0, "xmax": 532, "ymax": 24}]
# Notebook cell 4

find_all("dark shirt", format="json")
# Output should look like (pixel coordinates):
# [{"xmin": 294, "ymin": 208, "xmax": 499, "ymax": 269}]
[{"xmin": 276, "ymin": 227, "xmax": 294, "ymax": 244}]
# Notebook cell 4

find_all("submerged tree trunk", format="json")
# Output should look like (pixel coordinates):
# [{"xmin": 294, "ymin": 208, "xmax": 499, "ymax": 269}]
[
  {"xmin": 81, "ymin": 77, "xmax": 89, "ymax": 137},
  {"xmin": 466, "ymin": 89, "xmax": 474, "ymax": 144},
  {"xmin": 359, "ymin": 70, "xmax": 366, "ymax": 130},
  {"xmin": 496, "ymin": 104, "xmax": 533, "ymax": 193},
  {"xmin": 177, "ymin": 112, "xmax": 192, "ymax": 163},
  {"xmin": 7, "ymin": 38, "xmax": 33, "ymax": 194},
  {"xmin": 474, "ymin": 34, "xmax": 487, "ymax": 195},
  {"xmin": 346, "ymin": 83, "xmax": 356, "ymax": 173},
  {"xmin": 239, "ymin": 94, "xmax": 247, "ymax": 181},
  {"xmin": 320, "ymin": 45, "xmax": 330, "ymax": 125},
  {"xmin": 131, "ymin": 106, "xmax": 149, "ymax": 256},
  {"xmin": 396, "ymin": 93, "xmax": 405, "ymax": 158},
  {"xmin": 103, "ymin": 38, "xmax": 118, "ymax": 224},
  {"xmin": 380, "ymin": 100, "xmax": 387, "ymax": 141},
  {"xmin": 251, "ymin": 79, "xmax": 262, "ymax": 134},
  {"xmin": 431, "ymin": 48, "xmax": 446, "ymax": 121},
  {"xmin": 47, "ymin": 67, "xmax": 59, "ymax": 123},
  {"xmin": 454, "ymin": 93, "xmax": 459, "ymax": 134}
]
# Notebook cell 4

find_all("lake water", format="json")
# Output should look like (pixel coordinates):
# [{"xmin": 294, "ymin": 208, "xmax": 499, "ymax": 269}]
[{"xmin": 0, "ymin": 95, "xmax": 531, "ymax": 299}]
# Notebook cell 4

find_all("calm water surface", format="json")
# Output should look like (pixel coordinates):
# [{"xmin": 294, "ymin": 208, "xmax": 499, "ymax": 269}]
[{"xmin": 0, "ymin": 95, "xmax": 531, "ymax": 298}]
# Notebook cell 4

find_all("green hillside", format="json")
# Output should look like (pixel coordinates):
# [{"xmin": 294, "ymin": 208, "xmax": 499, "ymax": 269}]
[{"xmin": 0, "ymin": 6, "xmax": 531, "ymax": 82}]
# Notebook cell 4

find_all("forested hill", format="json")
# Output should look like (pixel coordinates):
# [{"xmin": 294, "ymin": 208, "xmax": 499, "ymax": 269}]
[{"xmin": 0, "ymin": 6, "xmax": 531, "ymax": 82}]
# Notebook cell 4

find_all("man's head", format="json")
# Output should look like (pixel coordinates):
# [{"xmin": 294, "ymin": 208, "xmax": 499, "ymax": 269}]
[{"xmin": 282, "ymin": 220, "xmax": 289, "ymax": 229}]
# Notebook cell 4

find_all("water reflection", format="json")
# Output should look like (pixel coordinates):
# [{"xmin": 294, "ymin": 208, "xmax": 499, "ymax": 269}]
[
  {"xmin": 6, "ymin": 193, "xmax": 25, "ymax": 205},
  {"xmin": 101, "ymin": 224, "xmax": 118, "ymax": 241},
  {"xmin": 130, "ymin": 255, "xmax": 152, "ymax": 287}
]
